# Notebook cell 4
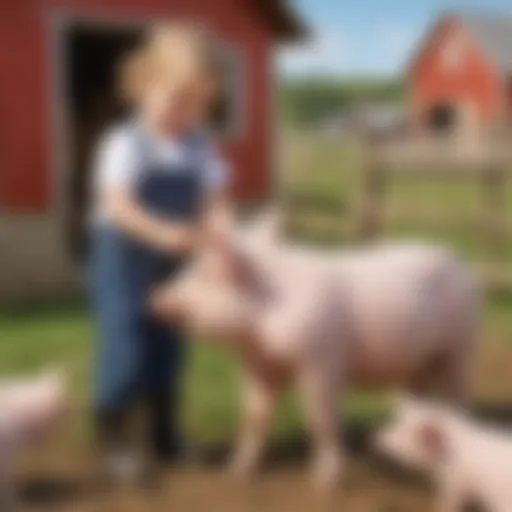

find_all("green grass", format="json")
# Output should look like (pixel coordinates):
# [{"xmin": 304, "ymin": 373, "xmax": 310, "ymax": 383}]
[
  {"xmin": 1, "ymin": 131, "xmax": 511, "ymax": 445},
  {"xmin": 0, "ymin": 303, "xmax": 393, "ymax": 444},
  {"xmin": 1, "ymin": 291, "xmax": 510, "ymax": 444}
]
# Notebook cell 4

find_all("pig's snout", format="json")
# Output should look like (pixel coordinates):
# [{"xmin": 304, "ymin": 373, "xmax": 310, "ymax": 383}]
[{"xmin": 149, "ymin": 287, "xmax": 183, "ymax": 320}]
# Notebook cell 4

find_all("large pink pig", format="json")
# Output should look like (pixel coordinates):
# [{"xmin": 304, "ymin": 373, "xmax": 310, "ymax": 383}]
[
  {"xmin": 0, "ymin": 369, "xmax": 68, "ymax": 508},
  {"xmin": 151, "ymin": 212, "xmax": 480, "ymax": 489},
  {"xmin": 376, "ymin": 397, "xmax": 512, "ymax": 512}
]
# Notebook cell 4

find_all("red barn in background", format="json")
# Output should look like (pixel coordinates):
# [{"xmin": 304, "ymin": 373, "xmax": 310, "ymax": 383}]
[
  {"xmin": 0, "ymin": 0, "xmax": 306, "ymax": 301},
  {"xmin": 408, "ymin": 12, "xmax": 512, "ymax": 137}
]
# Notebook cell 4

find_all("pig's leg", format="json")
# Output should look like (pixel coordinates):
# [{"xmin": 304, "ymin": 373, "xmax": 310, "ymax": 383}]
[
  {"xmin": 435, "ymin": 477, "xmax": 467, "ymax": 512},
  {"xmin": 439, "ymin": 348, "xmax": 473, "ymax": 406},
  {"xmin": 229, "ymin": 369, "xmax": 281, "ymax": 479},
  {"xmin": 436, "ymin": 492, "xmax": 465, "ymax": 512},
  {"xmin": 300, "ymin": 362, "xmax": 344, "ymax": 491},
  {"xmin": 410, "ymin": 341, "xmax": 474, "ymax": 407},
  {"xmin": 409, "ymin": 358, "xmax": 440, "ymax": 398},
  {"xmin": 0, "ymin": 447, "xmax": 19, "ymax": 511},
  {"xmin": 431, "ymin": 330, "xmax": 476, "ymax": 407},
  {"xmin": 439, "ymin": 293, "xmax": 479, "ymax": 407}
]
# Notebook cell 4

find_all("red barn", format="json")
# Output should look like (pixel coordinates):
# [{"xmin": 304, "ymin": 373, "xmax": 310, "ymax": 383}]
[
  {"xmin": 408, "ymin": 12, "xmax": 512, "ymax": 137},
  {"xmin": 0, "ymin": 0, "xmax": 306, "ymax": 301}
]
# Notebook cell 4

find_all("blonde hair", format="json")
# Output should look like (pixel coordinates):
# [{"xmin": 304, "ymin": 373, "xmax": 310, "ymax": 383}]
[{"xmin": 119, "ymin": 22, "xmax": 220, "ymax": 104}]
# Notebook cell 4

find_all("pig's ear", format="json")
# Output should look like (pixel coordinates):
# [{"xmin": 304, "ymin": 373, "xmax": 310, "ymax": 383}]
[
  {"xmin": 247, "ymin": 206, "xmax": 283, "ymax": 245},
  {"xmin": 416, "ymin": 421, "xmax": 447, "ymax": 461}
]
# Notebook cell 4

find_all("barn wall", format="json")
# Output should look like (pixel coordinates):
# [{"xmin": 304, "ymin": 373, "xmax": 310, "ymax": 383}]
[
  {"xmin": 409, "ymin": 18, "xmax": 505, "ymax": 132},
  {"xmin": 0, "ymin": 214, "xmax": 81, "ymax": 302},
  {"xmin": 0, "ymin": 0, "xmax": 276, "ymax": 302},
  {"xmin": 507, "ymin": 78, "xmax": 512, "ymax": 121},
  {"xmin": 1, "ymin": 0, "xmax": 275, "ymax": 212},
  {"xmin": 0, "ymin": 4, "xmax": 49, "ymax": 211}
]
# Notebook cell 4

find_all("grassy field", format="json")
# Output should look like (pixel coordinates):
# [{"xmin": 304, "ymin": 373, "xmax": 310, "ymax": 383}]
[{"xmin": 1, "ymin": 131, "xmax": 512, "ymax": 448}]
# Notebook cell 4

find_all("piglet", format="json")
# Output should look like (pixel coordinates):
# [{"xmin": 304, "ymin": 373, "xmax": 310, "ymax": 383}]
[
  {"xmin": 376, "ymin": 397, "xmax": 512, "ymax": 512},
  {"xmin": 151, "ymin": 210, "xmax": 479, "ymax": 490},
  {"xmin": 0, "ymin": 369, "xmax": 68, "ymax": 508}
]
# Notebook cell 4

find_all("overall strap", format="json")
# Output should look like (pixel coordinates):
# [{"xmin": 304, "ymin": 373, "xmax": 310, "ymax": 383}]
[
  {"xmin": 127, "ymin": 121, "xmax": 154, "ymax": 175},
  {"xmin": 127, "ymin": 123, "xmax": 206, "ymax": 180}
]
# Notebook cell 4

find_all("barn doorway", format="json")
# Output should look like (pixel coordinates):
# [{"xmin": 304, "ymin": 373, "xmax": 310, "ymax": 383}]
[
  {"xmin": 427, "ymin": 103, "xmax": 458, "ymax": 134},
  {"xmin": 59, "ymin": 20, "xmax": 143, "ymax": 258}
]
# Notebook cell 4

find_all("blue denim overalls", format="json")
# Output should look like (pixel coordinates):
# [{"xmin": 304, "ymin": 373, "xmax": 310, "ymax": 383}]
[{"xmin": 90, "ymin": 126, "xmax": 202, "ymax": 456}]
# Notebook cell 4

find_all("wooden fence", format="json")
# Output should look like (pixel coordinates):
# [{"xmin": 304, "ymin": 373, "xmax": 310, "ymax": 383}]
[{"xmin": 358, "ymin": 139, "xmax": 512, "ymax": 291}]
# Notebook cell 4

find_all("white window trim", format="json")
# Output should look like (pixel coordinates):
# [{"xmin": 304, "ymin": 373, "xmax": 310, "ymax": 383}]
[
  {"xmin": 213, "ymin": 41, "xmax": 247, "ymax": 141},
  {"xmin": 48, "ymin": 11, "xmax": 150, "ymax": 218},
  {"xmin": 268, "ymin": 47, "xmax": 279, "ymax": 201}
]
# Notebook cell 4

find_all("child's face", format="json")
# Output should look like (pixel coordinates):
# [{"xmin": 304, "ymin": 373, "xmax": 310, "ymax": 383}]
[{"xmin": 142, "ymin": 77, "xmax": 215, "ymax": 135}]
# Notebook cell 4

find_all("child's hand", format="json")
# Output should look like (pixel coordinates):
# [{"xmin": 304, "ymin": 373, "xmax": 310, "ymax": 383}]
[{"xmin": 160, "ymin": 226, "xmax": 200, "ymax": 254}]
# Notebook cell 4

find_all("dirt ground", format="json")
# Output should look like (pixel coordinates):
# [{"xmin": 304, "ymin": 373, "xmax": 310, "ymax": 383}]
[
  {"xmin": 22, "ymin": 454, "xmax": 434, "ymax": 512},
  {"xmin": 21, "ymin": 414, "xmax": 504, "ymax": 512}
]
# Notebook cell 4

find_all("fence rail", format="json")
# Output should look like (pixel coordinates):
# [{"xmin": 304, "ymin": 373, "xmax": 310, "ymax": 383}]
[{"xmin": 358, "ymin": 140, "xmax": 512, "ymax": 292}]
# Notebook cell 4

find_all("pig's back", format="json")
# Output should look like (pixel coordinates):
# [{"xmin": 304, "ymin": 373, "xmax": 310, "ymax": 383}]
[{"xmin": 335, "ymin": 244, "xmax": 477, "ymax": 381}]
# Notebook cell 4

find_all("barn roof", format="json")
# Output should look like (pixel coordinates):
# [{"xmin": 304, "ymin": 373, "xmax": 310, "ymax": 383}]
[
  {"xmin": 252, "ymin": 0, "xmax": 309, "ymax": 42},
  {"xmin": 459, "ymin": 12, "xmax": 512, "ymax": 74}
]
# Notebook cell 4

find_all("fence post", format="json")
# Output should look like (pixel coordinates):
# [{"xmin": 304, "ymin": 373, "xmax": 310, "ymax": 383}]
[
  {"xmin": 480, "ymin": 162, "xmax": 506, "ymax": 286},
  {"xmin": 359, "ymin": 143, "xmax": 386, "ymax": 241}
]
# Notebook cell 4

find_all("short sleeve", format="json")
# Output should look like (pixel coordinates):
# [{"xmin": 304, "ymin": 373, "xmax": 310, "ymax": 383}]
[
  {"xmin": 92, "ymin": 126, "xmax": 142, "ymax": 192},
  {"xmin": 199, "ymin": 139, "xmax": 231, "ymax": 193}
]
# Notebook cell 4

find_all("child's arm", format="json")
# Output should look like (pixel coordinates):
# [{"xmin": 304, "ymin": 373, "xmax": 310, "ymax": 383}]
[
  {"xmin": 94, "ymin": 128, "xmax": 200, "ymax": 253},
  {"xmin": 104, "ymin": 188, "xmax": 199, "ymax": 253}
]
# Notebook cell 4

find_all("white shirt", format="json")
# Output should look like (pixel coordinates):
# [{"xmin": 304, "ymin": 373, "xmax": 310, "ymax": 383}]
[{"xmin": 91, "ymin": 124, "xmax": 230, "ymax": 223}]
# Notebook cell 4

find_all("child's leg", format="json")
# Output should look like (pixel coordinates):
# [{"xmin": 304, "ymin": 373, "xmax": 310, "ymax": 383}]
[
  {"xmin": 94, "ymin": 313, "xmax": 145, "ymax": 477},
  {"xmin": 144, "ymin": 319, "xmax": 186, "ymax": 461},
  {"xmin": 94, "ymin": 309, "xmax": 145, "ymax": 414},
  {"xmin": 92, "ymin": 239, "xmax": 145, "ymax": 414},
  {"xmin": 90, "ymin": 229, "xmax": 146, "ymax": 480}
]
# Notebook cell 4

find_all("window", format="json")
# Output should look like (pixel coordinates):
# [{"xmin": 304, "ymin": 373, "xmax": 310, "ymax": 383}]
[{"xmin": 209, "ymin": 43, "xmax": 245, "ymax": 139}]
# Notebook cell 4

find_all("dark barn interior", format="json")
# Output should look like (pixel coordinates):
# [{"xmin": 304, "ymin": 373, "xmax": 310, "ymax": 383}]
[
  {"xmin": 64, "ymin": 22, "xmax": 141, "ymax": 257},
  {"xmin": 427, "ymin": 103, "xmax": 457, "ymax": 134}
]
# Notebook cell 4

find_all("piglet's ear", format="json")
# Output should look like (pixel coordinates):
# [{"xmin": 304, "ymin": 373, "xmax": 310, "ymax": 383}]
[{"xmin": 416, "ymin": 421, "xmax": 447, "ymax": 461}]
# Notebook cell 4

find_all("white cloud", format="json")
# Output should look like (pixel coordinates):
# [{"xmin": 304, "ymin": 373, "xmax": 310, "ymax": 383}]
[
  {"xmin": 279, "ymin": 32, "xmax": 349, "ymax": 76},
  {"xmin": 279, "ymin": 23, "xmax": 420, "ymax": 77},
  {"xmin": 378, "ymin": 24, "xmax": 419, "ymax": 71}
]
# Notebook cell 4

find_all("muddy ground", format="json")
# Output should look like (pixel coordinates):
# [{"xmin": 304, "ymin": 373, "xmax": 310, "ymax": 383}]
[
  {"xmin": 20, "ymin": 417, "xmax": 500, "ymax": 512},
  {"xmin": 22, "ymin": 455, "xmax": 433, "ymax": 512}
]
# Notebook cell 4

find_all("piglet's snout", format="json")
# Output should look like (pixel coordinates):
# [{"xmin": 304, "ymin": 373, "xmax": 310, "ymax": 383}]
[
  {"xmin": 373, "ymin": 429, "xmax": 388, "ymax": 454},
  {"xmin": 373, "ymin": 425, "xmax": 400, "ymax": 458}
]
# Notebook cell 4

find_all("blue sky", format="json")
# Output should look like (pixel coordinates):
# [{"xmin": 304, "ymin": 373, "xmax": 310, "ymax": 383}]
[{"xmin": 280, "ymin": 0, "xmax": 512, "ymax": 77}]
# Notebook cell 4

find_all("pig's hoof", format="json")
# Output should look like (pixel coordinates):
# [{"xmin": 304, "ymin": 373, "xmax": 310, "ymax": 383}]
[
  {"xmin": 0, "ymin": 497, "xmax": 21, "ymax": 512},
  {"xmin": 226, "ymin": 458, "xmax": 258, "ymax": 483},
  {"xmin": 311, "ymin": 455, "xmax": 344, "ymax": 493}
]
